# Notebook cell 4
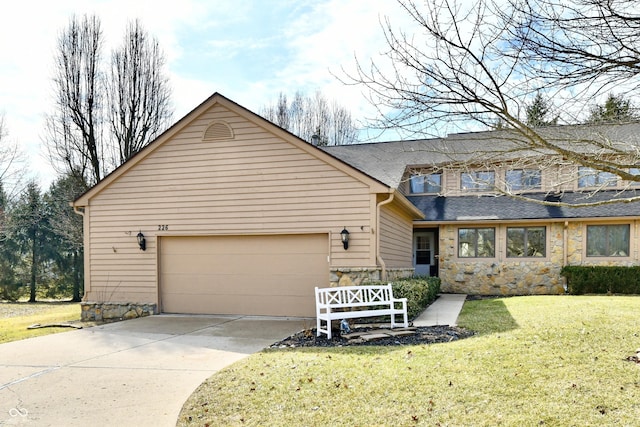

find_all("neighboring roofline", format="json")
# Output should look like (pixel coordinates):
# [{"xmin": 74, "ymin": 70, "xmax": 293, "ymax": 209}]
[{"xmin": 73, "ymin": 92, "xmax": 390, "ymax": 206}]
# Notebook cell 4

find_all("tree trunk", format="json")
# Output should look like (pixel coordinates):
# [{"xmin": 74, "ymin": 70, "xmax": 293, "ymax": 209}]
[
  {"xmin": 72, "ymin": 250, "xmax": 82, "ymax": 302},
  {"xmin": 29, "ymin": 239, "xmax": 37, "ymax": 303}
]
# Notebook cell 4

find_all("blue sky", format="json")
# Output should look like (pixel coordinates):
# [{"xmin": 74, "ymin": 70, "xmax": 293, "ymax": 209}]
[{"xmin": 0, "ymin": 0, "xmax": 411, "ymax": 189}]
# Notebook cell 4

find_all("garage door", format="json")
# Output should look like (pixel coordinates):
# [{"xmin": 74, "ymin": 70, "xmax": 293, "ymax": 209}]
[{"xmin": 159, "ymin": 234, "xmax": 329, "ymax": 317}]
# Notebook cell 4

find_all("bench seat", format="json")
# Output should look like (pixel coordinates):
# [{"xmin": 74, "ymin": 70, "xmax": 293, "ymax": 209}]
[{"xmin": 315, "ymin": 284, "xmax": 408, "ymax": 339}]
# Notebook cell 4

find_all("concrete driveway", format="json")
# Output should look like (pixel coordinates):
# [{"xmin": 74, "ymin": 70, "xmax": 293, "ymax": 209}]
[{"xmin": 0, "ymin": 314, "xmax": 307, "ymax": 426}]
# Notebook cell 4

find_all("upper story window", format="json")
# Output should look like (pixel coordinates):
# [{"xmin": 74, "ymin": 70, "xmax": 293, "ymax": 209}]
[
  {"xmin": 461, "ymin": 171, "xmax": 495, "ymax": 191},
  {"xmin": 578, "ymin": 167, "xmax": 617, "ymax": 188},
  {"xmin": 586, "ymin": 224, "xmax": 630, "ymax": 257},
  {"xmin": 458, "ymin": 227, "xmax": 495, "ymax": 258},
  {"xmin": 629, "ymin": 167, "xmax": 640, "ymax": 186},
  {"xmin": 505, "ymin": 169, "xmax": 542, "ymax": 191},
  {"xmin": 410, "ymin": 173, "xmax": 442, "ymax": 193}
]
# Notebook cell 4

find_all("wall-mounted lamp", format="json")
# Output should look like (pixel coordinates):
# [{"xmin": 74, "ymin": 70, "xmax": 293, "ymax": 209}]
[
  {"xmin": 137, "ymin": 232, "xmax": 146, "ymax": 251},
  {"xmin": 340, "ymin": 227, "xmax": 350, "ymax": 250}
]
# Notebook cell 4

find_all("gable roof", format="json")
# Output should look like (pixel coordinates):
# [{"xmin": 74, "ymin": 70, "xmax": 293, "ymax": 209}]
[{"xmin": 74, "ymin": 93, "xmax": 392, "ymax": 206}]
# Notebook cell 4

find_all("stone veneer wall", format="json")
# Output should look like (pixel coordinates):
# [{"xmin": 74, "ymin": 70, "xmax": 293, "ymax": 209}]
[
  {"xmin": 330, "ymin": 267, "xmax": 415, "ymax": 287},
  {"xmin": 81, "ymin": 302, "xmax": 157, "ymax": 322},
  {"xmin": 439, "ymin": 223, "xmax": 567, "ymax": 295}
]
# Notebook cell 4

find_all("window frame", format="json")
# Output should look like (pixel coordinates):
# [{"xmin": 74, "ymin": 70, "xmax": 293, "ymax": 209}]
[
  {"xmin": 629, "ymin": 167, "xmax": 640, "ymax": 186},
  {"xmin": 585, "ymin": 224, "xmax": 631, "ymax": 258},
  {"xmin": 506, "ymin": 226, "xmax": 547, "ymax": 258},
  {"xmin": 577, "ymin": 167, "xmax": 617, "ymax": 188},
  {"xmin": 409, "ymin": 173, "xmax": 442, "ymax": 194},
  {"xmin": 505, "ymin": 169, "xmax": 542, "ymax": 191},
  {"xmin": 460, "ymin": 170, "xmax": 496, "ymax": 192},
  {"xmin": 457, "ymin": 227, "xmax": 496, "ymax": 258}
]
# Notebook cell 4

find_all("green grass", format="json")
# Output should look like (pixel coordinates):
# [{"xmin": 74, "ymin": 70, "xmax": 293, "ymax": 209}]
[
  {"xmin": 178, "ymin": 296, "xmax": 640, "ymax": 426},
  {"xmin": 0, "ymin": 302, "xmax": 81, "ymax": 344}
]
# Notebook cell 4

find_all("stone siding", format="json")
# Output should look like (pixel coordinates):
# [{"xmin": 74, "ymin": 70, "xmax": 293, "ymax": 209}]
[
  {"xmin": 330, "ymin": 267, "xmax": 414, "ymax": 287},
  {"xmin": 439, "ymin": 223, "xmax": 566, "ymax": 295},
  {"xmin": 81, "ymin": 302, "xmax": 157, "ymax": 322}
]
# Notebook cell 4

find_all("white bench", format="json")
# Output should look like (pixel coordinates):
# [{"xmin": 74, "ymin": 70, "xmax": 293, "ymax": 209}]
[{"xmin": 315, "ymin": 284, "xmax": 408, "ymax": 339}]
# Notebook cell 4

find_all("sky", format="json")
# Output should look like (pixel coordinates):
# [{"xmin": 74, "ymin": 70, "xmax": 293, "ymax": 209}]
[{"xmin": 0, "ymin": 0, "xmax": 412, "ymax": 191}]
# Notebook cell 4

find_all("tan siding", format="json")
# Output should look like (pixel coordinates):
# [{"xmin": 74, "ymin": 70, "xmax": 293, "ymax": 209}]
[
  {"xmin": 379, "ymin": 202, "xmax": 414, "ymax": 268},
  {"xmin": 84, "ymin": 103, "xmax": 377, "ymax": 304}
]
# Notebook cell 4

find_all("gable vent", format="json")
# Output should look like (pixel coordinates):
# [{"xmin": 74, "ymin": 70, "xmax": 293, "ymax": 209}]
[{"xmin": 202, "ymin": 121, "xmax": 234, "ymax": 141}]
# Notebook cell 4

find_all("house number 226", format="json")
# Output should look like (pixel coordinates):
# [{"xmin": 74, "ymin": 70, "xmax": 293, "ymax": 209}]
[{"xmin": 158, "ymin": 225, "xmax": 169, "ymax": 231}]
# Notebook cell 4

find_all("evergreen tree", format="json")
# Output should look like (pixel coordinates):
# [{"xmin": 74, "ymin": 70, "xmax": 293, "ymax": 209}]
[
  {"xmin": 0, "ymin": 181, "xmax": 20, "ymax": 301},
  {"xmin": 12, "ymin": 182, "xmax": 50, "ymax": 302},
  {"xmin": 588, "ymin": 93, "xmax": 637, "ymax": 123},
  {"xmin": 44, "ymin": 175, "xmax": 87, "ymax": 301},
  {"xmin": 526, "ymin": 92, "xmax": 557, "ymax": 127}
]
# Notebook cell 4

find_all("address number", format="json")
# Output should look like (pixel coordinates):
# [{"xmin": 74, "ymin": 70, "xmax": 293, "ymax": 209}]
[{"xmin": 158, "ymin": 225, "xmax": 169, "ymax": 231}]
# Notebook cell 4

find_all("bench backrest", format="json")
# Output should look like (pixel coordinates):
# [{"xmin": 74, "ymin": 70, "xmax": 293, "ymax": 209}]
[{"xmin": 315, "ymin": 285, "xmax": 394, "ymax": 308}]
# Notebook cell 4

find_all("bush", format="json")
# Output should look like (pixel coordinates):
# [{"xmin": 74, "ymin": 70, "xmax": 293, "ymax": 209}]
[
  {"xmin": 386, "ymin": 276, "xmax": 441, "ymax": 319},
  {"xmin": 560, "ymin": 265, "xmax": 640, "ymax": 295}
]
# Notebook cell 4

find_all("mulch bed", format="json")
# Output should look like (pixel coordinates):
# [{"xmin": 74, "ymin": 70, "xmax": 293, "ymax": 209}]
[{"xmin": 271, "ymin": 325, "xmax": 475, "ymax": 348}]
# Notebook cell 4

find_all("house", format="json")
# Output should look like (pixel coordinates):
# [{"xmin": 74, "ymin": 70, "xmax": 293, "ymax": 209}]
[
  {"xmin": 73, "ymin": 93, "xmax": 640, "ymax": 320},
  {"xmin": 73, "ymin": 93, "xmax": 423, "ymax": 320}
]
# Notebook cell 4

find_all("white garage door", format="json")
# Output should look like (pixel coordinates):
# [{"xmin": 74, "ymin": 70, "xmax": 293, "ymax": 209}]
[{"xmin": 159, "ymin": 234, "xmax": 329, "ymax": 317}]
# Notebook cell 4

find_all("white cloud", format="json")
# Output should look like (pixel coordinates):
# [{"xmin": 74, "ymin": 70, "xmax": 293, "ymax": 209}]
[{"xmin": 0, "ymin": 0, "xmax": 414, "ymax": 190}]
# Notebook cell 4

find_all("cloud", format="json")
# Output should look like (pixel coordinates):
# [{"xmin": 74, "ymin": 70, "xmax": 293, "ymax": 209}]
[{"xmin": 0, "ymin": 0, "xmax": 416, "ymax": 189}]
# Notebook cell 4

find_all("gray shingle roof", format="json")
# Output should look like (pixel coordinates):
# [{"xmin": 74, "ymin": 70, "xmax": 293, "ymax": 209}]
[
  {"xmin": 322, "ymin": 123, "xmax": 640, "ymax": 221},
  {"xmin": 322, "ymin": 122, "xmax": 640, "ymax": 188},
  {"xmin": 408, "ymin": 190, "xmax": 640, "ymax": 222}
]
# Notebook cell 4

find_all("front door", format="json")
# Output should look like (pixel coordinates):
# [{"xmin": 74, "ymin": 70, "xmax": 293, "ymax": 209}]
[{"xmin": 414, "ymin": 232, "xmax": 435, "ymax": 276}]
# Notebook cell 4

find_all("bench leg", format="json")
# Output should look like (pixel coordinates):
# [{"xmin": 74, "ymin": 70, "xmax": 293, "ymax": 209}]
[{"xmin": 316, "ymin": 317, "xmax": 332, "ymax": 339}]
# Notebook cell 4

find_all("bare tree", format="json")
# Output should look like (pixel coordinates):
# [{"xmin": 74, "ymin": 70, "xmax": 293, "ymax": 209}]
[
  {"xmin": 45, "ymin": 15, "xmax": 173, "ymax": 186},
  {"xmin": 108, "ymin": 19, "xmax": 173, "ymax": 165},
  {"xmin": 261, "ymin": 90, "xmax": 359, "ymax": 146},
  {"xmin": 46, "ymin": 14, "xmax": 104, "ymax": 186},
  {"xmin": 0, "ymin": 116, "xmax": 25, "ymax": 197},
  {"xmin": 347, "ymin": 0, "xmax": 640, "ymax": 206}
]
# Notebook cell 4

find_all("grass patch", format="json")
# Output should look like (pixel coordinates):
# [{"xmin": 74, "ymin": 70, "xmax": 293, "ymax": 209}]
[
  {"xmin": 0, "ymin": 302, "xmax": 81, "ymax": 344},
  {"xmin": 178, "ymin": 296, "xmax": 640, "ymax": 426}
]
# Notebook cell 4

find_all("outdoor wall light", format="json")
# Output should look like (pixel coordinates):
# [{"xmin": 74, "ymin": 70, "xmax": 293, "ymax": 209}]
[
  {"xmin": 340, "ymin": 227, "xmax": 350, "ymax": 250},
  {"xmin": 137, "ymin": 232, "xmax": 146, "ymax": 251}
]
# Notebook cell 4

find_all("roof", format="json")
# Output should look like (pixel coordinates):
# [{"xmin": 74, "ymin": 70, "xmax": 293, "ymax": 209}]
[
  {"xmin": 74, "ymin": 92, "xmax": 393, "ymax": 206},
  {"xmin": 408, "ymin": 190, "xmax": 640, "ymax": 222},
  {"xmin": 323, "ymin": 122, "xmax": 640, "ymax": 188}
]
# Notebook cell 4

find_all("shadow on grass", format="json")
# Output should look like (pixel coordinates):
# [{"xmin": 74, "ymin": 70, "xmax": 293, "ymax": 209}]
[{"xmin": 458, "ymin": 298, "xmax": 520, "ymax": 335}]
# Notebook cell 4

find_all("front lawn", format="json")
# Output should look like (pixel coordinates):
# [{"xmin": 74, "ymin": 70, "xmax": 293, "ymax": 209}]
[
  {"xmin": 178, "ymin": 296, "xmax": 640, "ymax": 426},
  {"xmin": 0, "ymin": 302, "xmax": 80, "ymax": 344}
]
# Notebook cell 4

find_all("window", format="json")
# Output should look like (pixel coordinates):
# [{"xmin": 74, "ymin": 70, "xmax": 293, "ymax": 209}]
[
  {"xmin": 415, "ymin": 235, "xmax": 432, "ymax": 264},
  {"xmin": 458, "ymin": 228, "xmax": 495, "ymax": 258},
  {"xmin": 410, "ymin": 173, "xmax": 442, "ymax": 193},
  {"xmin": 586, "ymin": 224, "xmax": 630, "ymax": 257},
  {"xmin": 578, "ymin": 167, "xmax": 617, "ymax": 188},
  {"xmin": 461, "ymin": 171, "xmax": 495, "ymax": 191},
  {"xmin": 507, "ymin": 227, "xmax": 546, "ymax": 257},
  {"xmin": 506, "ymin": 169, "xmax": 542, "ymax": 191},
  {"xmin": 629, "ymin": 167, "xmax": 640, "ymax": 186}
]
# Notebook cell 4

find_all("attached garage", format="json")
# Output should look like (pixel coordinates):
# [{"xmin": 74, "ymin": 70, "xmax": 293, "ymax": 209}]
[
  {"xmin": 159, "ymin": 234, "xmax": 329, "ymax": 317},
  {"xmin": 74, "ymin": 93, "xmax": 422, "ymax": 322}
]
